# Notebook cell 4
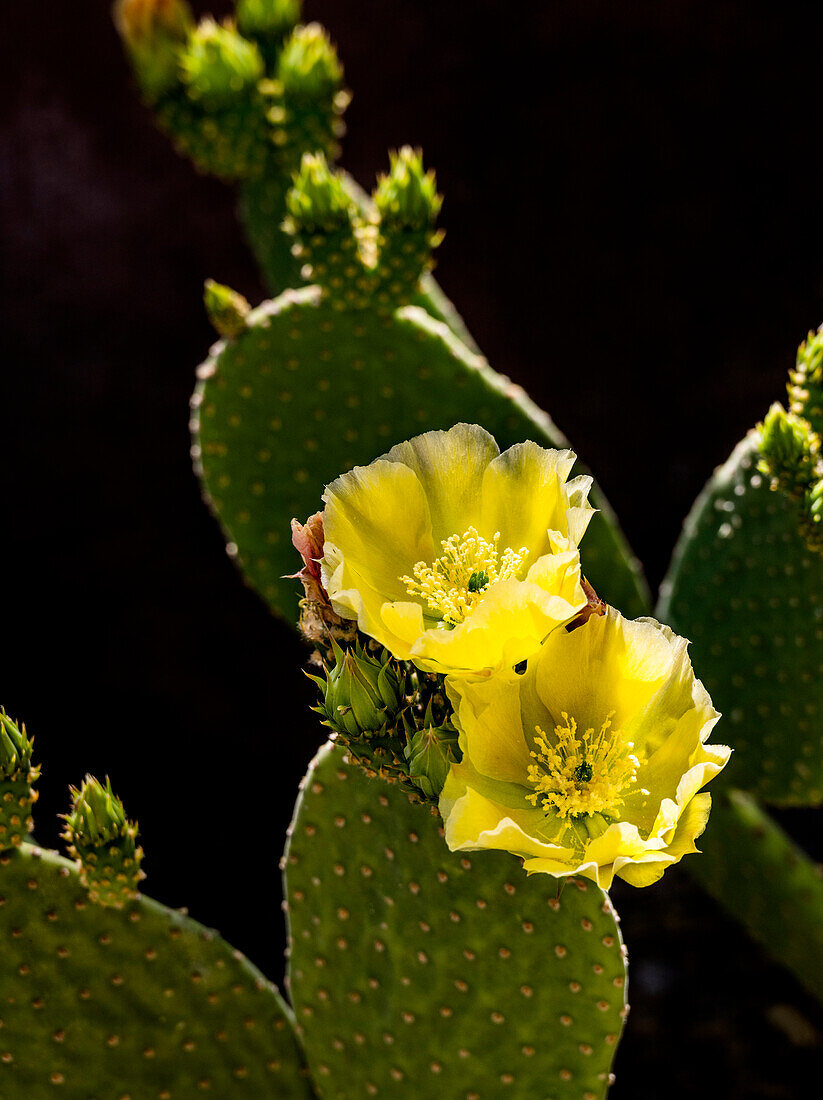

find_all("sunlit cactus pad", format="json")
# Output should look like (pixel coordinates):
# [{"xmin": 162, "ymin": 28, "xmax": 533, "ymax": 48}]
[
  {"xmin": 192, "ymin": 287, "xmax": 648, "ymax": 626},
  {"xmin": 284, "ymin": 742, "xmax": 628, "ymax": 1100},
  {"xmin": 658, "ymin": 434, "xmax": 823, "ymax": 805},
  {"xmin": 0, "ymin": 844, "xmax": 311, "ymax": 1099}
]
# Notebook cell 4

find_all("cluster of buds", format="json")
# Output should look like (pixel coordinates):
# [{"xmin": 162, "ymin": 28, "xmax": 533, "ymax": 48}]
[
  {"xmin": 758, "ymin": 402, "xmax": 823, "ymax": 554},
  {"xmin": 293, "ymin": 519, "xmax": 461, "ymax": 801}
]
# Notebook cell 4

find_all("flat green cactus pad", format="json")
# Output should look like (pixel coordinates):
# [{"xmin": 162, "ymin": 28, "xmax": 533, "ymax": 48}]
[
  {"xmin": 689, "ymin": 790, "xmax": 823, "ymax": 1004},
  {"xmin": 0, "ymin": 844, "xmax": 313, "ymax": 1099},
  {"xmin": 658, "ymin": 433, "xmax": 823, "ymax": 805},
  {"xmin": 192, "ymin": 287, "xmax": 648, "ymax": 629},
  {"xmin": 284, "ymin": 742, "xmax": 628, "ymax": 1100}
]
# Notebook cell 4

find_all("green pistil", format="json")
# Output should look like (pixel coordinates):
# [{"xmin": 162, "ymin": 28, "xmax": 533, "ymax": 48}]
[{"xmin": 573, "ymin": 761, "xmax": 593, "ymax": 784}]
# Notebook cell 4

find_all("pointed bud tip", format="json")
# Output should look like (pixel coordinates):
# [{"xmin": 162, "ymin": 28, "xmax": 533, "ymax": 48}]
[
  {"xmin": 204, "ymin": 279, "xmax": 251, "ymax": 338},
  {"xmin": 180, "ymin": 17, "xmax": 265, "ymax": 107},
  {"xmin": 374, "ymin": 146, "xmax": 442, "ymax": 230},
  {"xmin": 285, "ymin": 154, "xmax": 353, "ymax": 234},
  {"xmin": 277, "ymin": 22, "xmax": 343, "ymax": 98}
]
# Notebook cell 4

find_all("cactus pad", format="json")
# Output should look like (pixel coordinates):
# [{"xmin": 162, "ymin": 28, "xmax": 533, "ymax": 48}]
[
  {"xmin": 192, "ymin": 288, "xmax": 648, "ymax": 627},
  {"xmin": 658, "ymin": 433, "xmax": 823, "ymax": 805},
  {"xmin": 688, "ymin": 790, "xmax": 823, "ymax": 1004},
  {"xmin": 284, "ymin": 742, "xmax": 628, "ymax": 1099},
  {"xmin": 0, "ymin": 844, "xmax": 313, "ymax": 1098}
]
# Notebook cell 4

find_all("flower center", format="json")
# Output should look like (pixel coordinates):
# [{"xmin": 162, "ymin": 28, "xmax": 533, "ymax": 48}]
[
  {"xmin": 526, "ymin": 712, "xmax": 644, "ymax": 819},
  {"xmin": 401, "ymin": 527, "xmax": 529, "ymax": 626}
]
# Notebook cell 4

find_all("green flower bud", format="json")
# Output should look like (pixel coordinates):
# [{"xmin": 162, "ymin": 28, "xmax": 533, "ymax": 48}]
[
  {"xmin": 311, "ymin": 640, "xmax": 406, "ymax": 740},
  {"xmin": 180, "ymin": 18, "xmax": 265, "ymax": 109},
  {"xmin": 63, "ymin": 776, "xmax": 145, "ymax": 909},
  {"xmin": 790, "ymin": 326, "xmax": 823, "ymax": 435},
  {"xmin": 374, "ymin": 146, "xmax": 442, "ymax": 231},
  {"xmin": 285, "ymin": 152, "xmax": 354, "ymax": 234},
  {"xmin": 757, "ymin": 402, "xmax": 819, "ymax": 493},
  {"xmin": 203, "ymin": 278, "xmax": 250, "ymax": 338},
  {"xmin": 0, "ymin": 710, "xmax": 39, "ymax": 850},
  {"xmin": 405, "ymin": 716, "xmax": 461, "ymax": 801},
  {"xmin": 276, "ymin": 23, "xmax": 343, "ymax": 102}
]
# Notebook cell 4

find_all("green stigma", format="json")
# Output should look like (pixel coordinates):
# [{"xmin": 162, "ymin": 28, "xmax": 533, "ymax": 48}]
[
  {"xmin": 467, "ymin": 570, "xmax": 489, "ymax": 593},
  {"xmin": 573, "ymin": 761, "xmax": 593, "ymax": 784}
]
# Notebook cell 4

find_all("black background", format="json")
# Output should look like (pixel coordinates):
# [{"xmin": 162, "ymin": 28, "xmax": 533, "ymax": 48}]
[{"xmin": 4, "ymin": 1, "xmax": 823, "ymax": 1095}]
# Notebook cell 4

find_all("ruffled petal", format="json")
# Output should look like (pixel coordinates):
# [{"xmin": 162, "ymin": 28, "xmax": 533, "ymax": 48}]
[
  {"xmin": 323, "ymin": 459, "xmax": 434, "ymax": 603},
  {"xmin": 383, "ymin": 423, "xmax": 498, "ymax": 544},
  {"xmin": 479, "ymin": 441, "xmax": 593, "ymax": 557}
]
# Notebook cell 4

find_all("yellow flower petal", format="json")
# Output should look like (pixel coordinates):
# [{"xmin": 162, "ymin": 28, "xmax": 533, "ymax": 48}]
[
  {"xmin": 479, "ymin": 442, "xmax": 593, "ymax": 558},
  {"xmin": 440, "ymin": 607, "xmax": 730, "ymax": 888},
  {"xmin": 320, "ymin": 424, "xmax": 594, "ymax": 675},
  {"xmin": 383, "ymin": 423, "xmax": 498, "ymax": 542}
]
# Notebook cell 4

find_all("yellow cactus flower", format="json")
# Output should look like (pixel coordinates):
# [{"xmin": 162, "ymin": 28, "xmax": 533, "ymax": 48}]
[
  {"xmin": 440, "ymin": 607, "xmax": 731, "ymax": 888},
  {"xmin": 320, "ymin": 424, "xmax": 594, "ymax": 675}
]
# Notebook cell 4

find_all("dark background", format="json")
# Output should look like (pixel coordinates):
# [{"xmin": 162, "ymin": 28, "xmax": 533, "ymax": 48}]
[{"xmin": 3, "ymin": 1, "xmax": 823, "ymax": 1095}]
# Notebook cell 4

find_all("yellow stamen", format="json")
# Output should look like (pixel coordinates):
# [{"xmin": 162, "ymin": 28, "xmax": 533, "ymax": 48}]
[
  {"xmin": 401, "ymin": 527, "xmax": 528, "ymax": 626},
  {"xmin": 526, "ymin": 712, "xmax": 644, "ymax": 819}
]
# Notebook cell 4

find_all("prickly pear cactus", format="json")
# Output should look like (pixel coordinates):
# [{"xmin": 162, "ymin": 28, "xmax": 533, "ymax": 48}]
[
  {"xmin": 116, "ymin": 0, "xmax": 349, "ymax": 293},
  {"xmin": 0, "ymin": 749, "xmax": 311, "ymax": 1098},
  {"xmin": 658, "ymin": 327, "xmax": 823, "ymax": 1000},
  {"xmin": 658, "ymin": 433, "xmax": 823, "ymax": 804},
  {"xmin": 689, "ymin": 790, "xmax": 823, "ymax": 1003},
  {"xmin": 191, "ymin": 152, "xmax": 649, "ymax": 627},
  {"xmin": 284, "ymin": 742, "xmax": 628, "ymax": 1099},
  {"xmin": 0, "ymin": 845, "xmax": 313, "ymax": 1098}
]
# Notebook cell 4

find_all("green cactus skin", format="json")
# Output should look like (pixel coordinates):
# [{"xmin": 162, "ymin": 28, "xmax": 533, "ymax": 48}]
[
  {"xmin": 191, "ymin": 288, "xmax": 649, "ymax": 627},
  {"xmin": 284, "ymin": 742, "xmax": 628, "ymax": 1099},
  {"xmin": 0, "ymin": 843, "xmax": 313, "ymax": 1098},
  {"xmin": 688, "ymin": 790, "xmax": 823, "ymax": 1004},
  {"xmin": 658, "ymin": 427, "xmax": 823, "ymax": 1006},
  {"xmin": 238, "ymin": 167, "xmax": 481, "ymax": 352},
  {"xmin": 658, "ymin": 433, "xmax": 823, "ymax": 805}
]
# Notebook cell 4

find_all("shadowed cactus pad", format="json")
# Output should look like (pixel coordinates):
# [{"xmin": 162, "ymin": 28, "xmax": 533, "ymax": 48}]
[
  {"xmin": 688, "ymin": 790, "xmax": 823, "ymax": 1004},
  {"xmin": 284, "ymin": 742, "xmax": 628, "ymax": 1099},
  {"xmin": 192, "ymin": 287, "xmax": 648, "ymax": 626},
  {"xmin": 0, "ymin": 844, "xmax": 312, "ymax": 1098},
  {"xmin": 658, "ymin": 434, "xmax": 823, "ymax": 805}
]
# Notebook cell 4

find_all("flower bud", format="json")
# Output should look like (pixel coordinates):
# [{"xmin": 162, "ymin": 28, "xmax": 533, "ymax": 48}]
[
  {"xmin": 180, "ymin": 18, "xmax": 265, "ymax": 109},
  {"xmin": 285, "ymin": 152, "xmax": 354, "ymax": 234},
  {"xmin": 758, "ymin": 402, "xmax": 819, "ymax": 495},
  {"xmin": 311, "ymin": 640, "xmax": 406, "ymax": 740},
  {"xmin": 63, "ymin": 776, "xmax": 145, "ymax": 908},
  {"xmin": 276, "ymin": 23, "xmax": 343, "ymax": 102},
  {"xmin": 405, "ymin": 716, "xmax": 460, "ymax": 800},
  {"xmin": 0, "ymin": 710, "xmax": 39, "ymax": 850},
  {"xmin": 203, "ymin": 278, "xmax": 250, "ymax": 338},
  {"xmin": 374, "ymin": 146, "xmax": 442, "ymax": 231}
]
